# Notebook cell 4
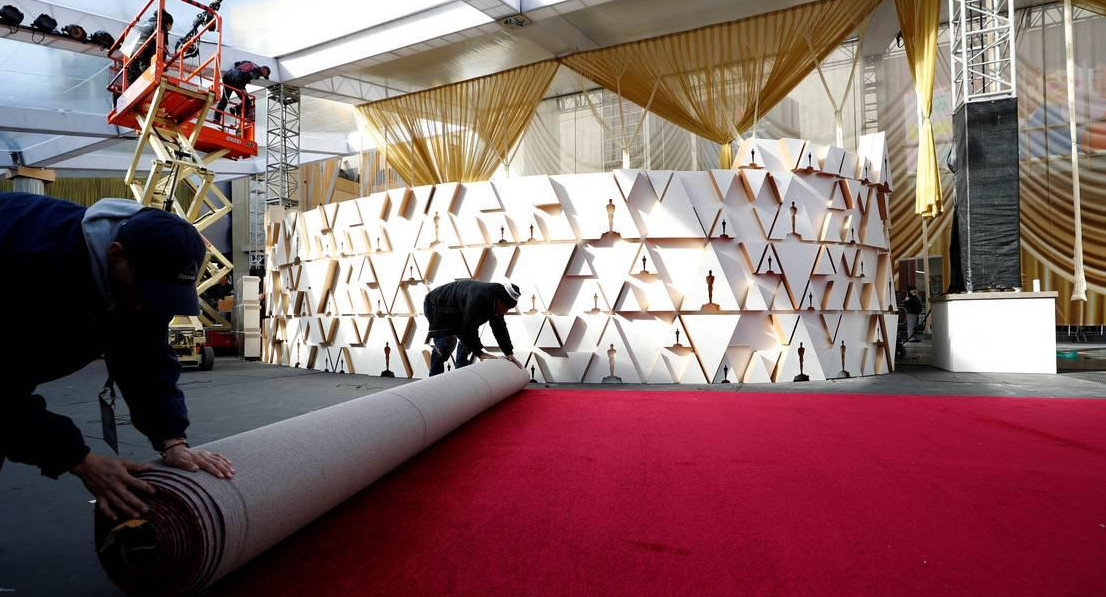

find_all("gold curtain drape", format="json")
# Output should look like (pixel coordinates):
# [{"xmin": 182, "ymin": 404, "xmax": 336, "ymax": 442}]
[
  {"xmin": 1073, "ymin": 0, "xmax": 1106, "ymax": 14},
  {"xmin": 561, "ymin": 0, "xmax": 881, "ymax": 168},
  {"xmin": 895, "ymin": 0, "xmax": 942, "ymax": 217},
  {"xmin": 571, "ymin": 73, "xmax": 655, "ymax": 169},
  {"xmin": 356, "ymin": 61, "xmax": 558, "ymax": 187},
  {"xmin": 0, "ymin": 178, "xmax": 190, "ymax": 207},
  {"xmin": 807, "ymin": 15, "xmax": 870, "ymax": 147}
]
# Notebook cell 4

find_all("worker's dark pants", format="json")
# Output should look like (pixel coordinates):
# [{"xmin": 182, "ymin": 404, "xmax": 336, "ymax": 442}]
[
  {"xmin": 125, "ymin": 40, "xmax": 158, "ymax": 89},
  {"xmin": 429, "ymin": 336, "xmax": 475, "ymax": 377},
  {"xmin": 215, "ymin": 88, "xmax": 250, "ymax": 124}
]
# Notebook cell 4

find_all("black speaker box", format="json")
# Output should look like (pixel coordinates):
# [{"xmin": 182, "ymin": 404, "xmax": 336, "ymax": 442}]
[{"xmin": 951, "ymin": 97, "xmax": 1021, "ymax": 291}]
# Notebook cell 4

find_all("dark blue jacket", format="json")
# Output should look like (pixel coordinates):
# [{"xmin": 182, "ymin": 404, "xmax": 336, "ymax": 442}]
[
  {"xmin": 0, "ymin": 192, "xmax": 189, "ymax": 478},
  {"xmin": 424, "ymin": 280, "xmax": 514, "ymax": 356}
]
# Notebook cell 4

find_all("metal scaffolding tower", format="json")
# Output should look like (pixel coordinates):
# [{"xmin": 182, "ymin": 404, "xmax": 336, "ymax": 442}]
[
  {"xmin": 265, "ymin": 83, "xmax": 300, "ymax": 207},
  {"xmin": 950, "ymin": 0, "xmax": 1017, "ymax": 107},
  {"xmin": 248, "ymin": 172, "xmax": 267, "ymax": 274},
  {"xmin": 861, "ymin": 57, "xmax": 880, "ymax": 135}
]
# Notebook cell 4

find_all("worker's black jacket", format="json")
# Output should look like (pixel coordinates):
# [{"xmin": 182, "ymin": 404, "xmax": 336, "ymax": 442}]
[
  {"xmin": 424, "ymin": 280, "xmax": 513, "ymax": 356},
  {"xmin": 222, "ymin": 66, "xmax": 255, "ymax": 91},
  {"xmin": 0, "ymin": 193, "xmax": 189, "ymax": 478},
  {"xmin": 904, "ymin": 294, "xmax": 923, "ymax": 315}
]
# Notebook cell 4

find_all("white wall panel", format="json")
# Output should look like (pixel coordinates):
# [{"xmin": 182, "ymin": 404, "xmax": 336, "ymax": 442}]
[{"xmin": 264, "ymin": 136, "xmax": 897, "ymax": 383}]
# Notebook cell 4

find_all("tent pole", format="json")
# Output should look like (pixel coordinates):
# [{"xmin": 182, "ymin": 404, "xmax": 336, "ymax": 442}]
[{"xmin": 1063, "ymin": 0, "xmax": 1087, "ymax": 301}]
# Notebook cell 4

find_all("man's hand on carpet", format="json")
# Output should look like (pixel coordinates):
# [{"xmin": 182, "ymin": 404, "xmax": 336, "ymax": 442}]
[
  {"xmin": 70, "ymin": 453, "xmax": 155, "ymax": 522},
  {"xmin": 505, "ymin": 355, "xmax": 522, "ymax": 369},
  {"xmin": 162, "ymin": 444, "xmax": 235, "ymax": 480}
]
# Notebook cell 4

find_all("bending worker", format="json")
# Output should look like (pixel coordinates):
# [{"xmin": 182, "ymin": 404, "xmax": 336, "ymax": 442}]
[
  {"xmin": 215, "ymin": 60, "xmax": 271, "ymax": 126},
  {"xmin": 423, "ymin": 280, "xmax": 523, "ymax": 376},
  {"xmin": 0, "ymin": 192, "xmax": 234, "ymax": 522}
]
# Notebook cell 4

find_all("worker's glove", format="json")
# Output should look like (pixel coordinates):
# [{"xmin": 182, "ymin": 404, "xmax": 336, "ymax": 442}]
[{"xmin": 505, "ymin": 355, "xmax": 523, "ymax": 369}]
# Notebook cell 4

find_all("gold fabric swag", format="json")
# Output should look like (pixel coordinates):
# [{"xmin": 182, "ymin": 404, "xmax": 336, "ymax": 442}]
[
  {"xmin": 560, "ymin": 0, "xmax": 882, "ymax": 168},
  {"xmin": 1074, "ymin": 0, "xmax": 1106, "ymax": 14},
  {"xmin": 0, "ymin": 178, "xmax": 192, "ymax": 208},
  {"xmin": 356, "ymin": 61, "xmax": 558, "ymax": 187},
  {"xmin": 895, "ymin": 0, "xmax": 941, "ymax": 217}
]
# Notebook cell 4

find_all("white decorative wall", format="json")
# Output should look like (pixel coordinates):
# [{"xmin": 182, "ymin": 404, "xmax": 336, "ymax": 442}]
[{"xmin": 263, "ymin": 135, "xmax": 899, "ymax": 383}]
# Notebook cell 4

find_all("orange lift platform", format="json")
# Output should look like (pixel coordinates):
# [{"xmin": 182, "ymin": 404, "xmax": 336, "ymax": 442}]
[
  {"xmin": 107, "ymin": 0, "xmax": 257, "ymax": 161},
  {"xmin": 105, "ymin": 0, "xmax": 256, "ymax": 366}
]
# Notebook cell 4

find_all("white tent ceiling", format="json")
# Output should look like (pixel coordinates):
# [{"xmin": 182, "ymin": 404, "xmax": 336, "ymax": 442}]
[
  {"xmin": 0, "ymin": 0, "xmax": 1062, "ymax": 175},
  {"xmin": 24, "ymin": 0, "xmax": 460, "ymax": 56}
]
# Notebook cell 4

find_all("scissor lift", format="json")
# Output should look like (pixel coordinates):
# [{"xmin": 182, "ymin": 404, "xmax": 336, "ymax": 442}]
[{"xmin": 107, "ymin": 0, "xmax": 259, "ymax": 368}]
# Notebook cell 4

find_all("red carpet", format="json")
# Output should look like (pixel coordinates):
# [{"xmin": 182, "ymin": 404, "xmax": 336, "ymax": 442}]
[{"xmin": 211, "ymin": 390, "xmax": 1106, "ymax": 596}]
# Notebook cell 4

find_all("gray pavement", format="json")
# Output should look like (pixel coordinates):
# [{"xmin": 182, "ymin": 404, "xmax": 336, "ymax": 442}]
[{"xmin": 2, "ymin": 352, "xmax": 1105, "ymax": 596}]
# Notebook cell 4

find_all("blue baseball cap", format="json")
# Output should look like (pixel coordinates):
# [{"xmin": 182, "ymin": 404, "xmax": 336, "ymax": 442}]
[{"xmin": 115, "ymin": 208, "xmax": 206, "ymax": 316}]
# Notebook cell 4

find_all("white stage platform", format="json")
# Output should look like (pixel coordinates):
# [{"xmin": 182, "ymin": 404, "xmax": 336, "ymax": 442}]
[{"xmin": 931, "ymin": 292, "xmax": 1058, "ymax": 374}]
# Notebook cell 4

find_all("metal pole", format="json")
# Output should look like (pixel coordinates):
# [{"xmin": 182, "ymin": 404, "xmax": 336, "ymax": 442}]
[
  {"xmin": 835, "ymin": 110, "xmax": 845, "ymax": 148},
  {"xmin": 922, "ymin": 215, "xmax": 933, "ymax": 332},
  {"xmin": 1008, "ymin": 0, "xmax": 1018, "ymax": 102},
  {"xmin": 1063, "ymin": 0, "xmax": 1087, "ymax": 301},
  {"xmin": 690, "ymin": 130, "xmax": 698, "ymax": 171},
  {"xmin": 959, "ymin": 0, "xmax": 969, "ymax": 106}
]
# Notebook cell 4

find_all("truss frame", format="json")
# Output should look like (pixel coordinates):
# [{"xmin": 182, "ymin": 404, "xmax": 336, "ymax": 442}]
[
  {"xmin": 265, "ymin": 83, "xmax": 301, "ymax": 208},
  {"xmin": 950, "ymin": 0, "xmax": 1017, "ymax": 106}
]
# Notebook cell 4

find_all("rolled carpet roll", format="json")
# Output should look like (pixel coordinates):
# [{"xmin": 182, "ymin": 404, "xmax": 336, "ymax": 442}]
[{"xmin": 95, "ymin": 359, "xmax": 529, "ymax": 596}]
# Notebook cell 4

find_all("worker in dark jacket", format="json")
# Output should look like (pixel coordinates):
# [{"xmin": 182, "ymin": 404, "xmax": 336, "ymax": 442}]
[
  {"xmin": 215, "ymin": 61, "xmax": 270, "ymax": 126},
  {"xmin": 423, "ymin": 280, "xmax": 523, "ymax": 376},
  {"xmin": 122, "ymin": 10, "xmax": 173, "ymax": 90},
  {"xmin": 0, "ymin": 192, "xmax": 234, "ymax": 522},
  {"xmin": 903, "ymin": 285, "xmax": 924, "ymax": 341}
]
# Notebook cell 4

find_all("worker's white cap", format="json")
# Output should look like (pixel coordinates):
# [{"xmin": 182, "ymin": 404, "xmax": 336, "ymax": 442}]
[{"xmin": 502, "ymin": 281, "xmax": 521, "ymax": 302}]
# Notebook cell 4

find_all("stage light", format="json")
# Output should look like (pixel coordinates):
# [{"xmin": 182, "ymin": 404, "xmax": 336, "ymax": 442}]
[
  {"xmin": 31, "ymin": 13, "xmax": 56, "ymax": 32},
  {"xmin": 0, "ymin": 5, "xmax": 23, "ymax": 31},
  {"xmin": 61, "ymin": 24, "xmax": 87, "ymax": 42},
  {"xmin": 90, "ymin": 30, "xmax": 115, "ymax": 50},
  {"xmin": 30, "ymin": 13, "xmax": 56, "ymax": 42}
]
